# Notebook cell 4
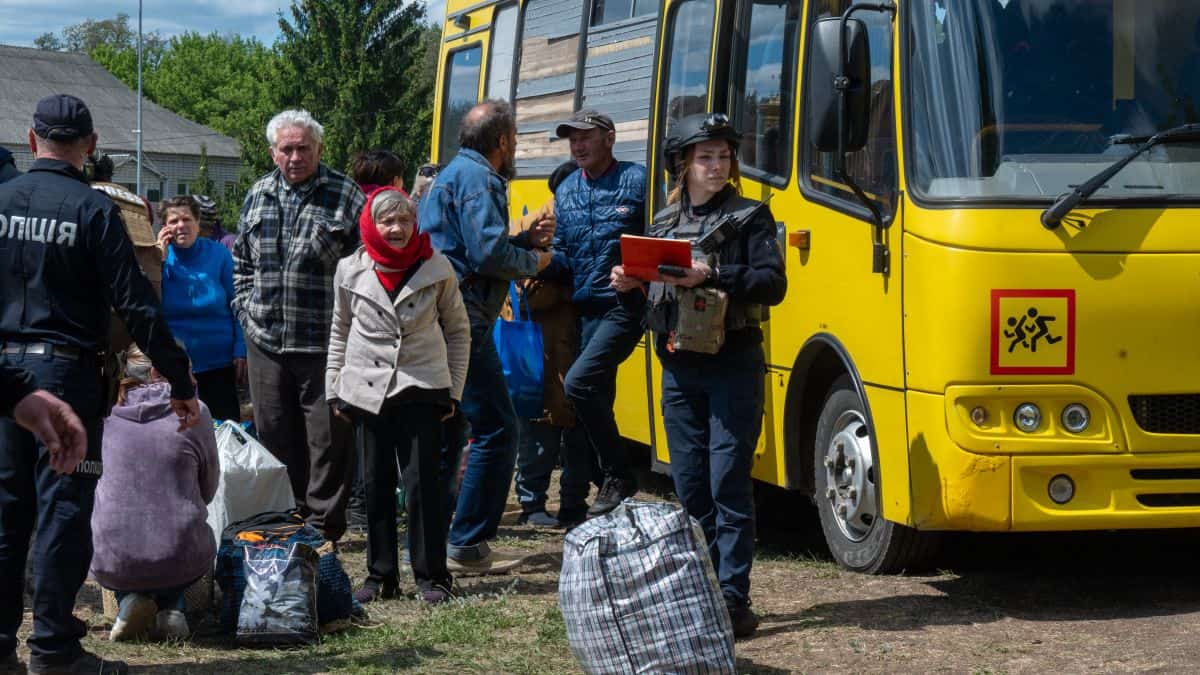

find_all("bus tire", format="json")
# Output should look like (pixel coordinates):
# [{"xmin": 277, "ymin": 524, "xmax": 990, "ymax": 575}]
[{"xmin": 814, "ymin": 375, "xmax": 939, "ymax": 574}]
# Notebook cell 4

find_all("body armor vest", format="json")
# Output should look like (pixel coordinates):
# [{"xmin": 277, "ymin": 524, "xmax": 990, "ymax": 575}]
[{"xmin": 646, "ymin": 192, "xmax": 767, "ymax": 352}]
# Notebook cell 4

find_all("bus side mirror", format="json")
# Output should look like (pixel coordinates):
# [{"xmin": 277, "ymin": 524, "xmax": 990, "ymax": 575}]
[{"xmin": 807, "ymin": 17, "xmax": 871, "ymax": 155}]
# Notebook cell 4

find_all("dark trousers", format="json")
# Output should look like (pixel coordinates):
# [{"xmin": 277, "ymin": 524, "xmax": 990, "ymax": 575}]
[
  {"xmin": 358, "ymin": 401, "xmax": 451, "ymax": 590},
  {"xmin": 0, "ymin": 352, "xmax": 104, "ymax": 666},
  {"xmin": 564, "ymin": 304, "xmax": 645, "ymax": 482},
  {"xmin": 195, "ymin": 364, "xmax": 240, "ymax": 422},
  {"xmin": 660, "ymin": 344, "xmax": 765, "ymax": 605},
  {"xmin": 514, "ymin": 419, "xmax": 593, "ymax": 516},
  {"xmin": 447, "ymin": 319, "xmax": 519, "ymax": 559},
  {"xmin": 245, "ymin": 339, "xmax": 352, "ymax": 541}
]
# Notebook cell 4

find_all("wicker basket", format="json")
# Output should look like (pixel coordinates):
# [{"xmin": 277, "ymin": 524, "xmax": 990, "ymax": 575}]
[{"xmin": 100, "ymin": 571, "xmax": 214, "ymax": 619}]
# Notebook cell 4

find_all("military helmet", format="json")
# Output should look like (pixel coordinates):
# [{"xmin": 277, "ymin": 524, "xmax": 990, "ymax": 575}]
[
  {"xmin": 192, "ymin": 194, "xmax": 219, "ymax": 232},
  {"xmin": 663, "ymin": 112, "xmax": 742, "ymax": 172}
]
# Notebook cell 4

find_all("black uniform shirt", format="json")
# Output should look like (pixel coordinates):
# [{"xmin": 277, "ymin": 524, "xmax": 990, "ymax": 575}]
[{"xmin": 0, "ymin": 159, "xmax": 195, "ymax": 400}]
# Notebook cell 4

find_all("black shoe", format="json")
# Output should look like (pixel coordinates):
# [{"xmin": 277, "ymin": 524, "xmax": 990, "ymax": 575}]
[
  {"xmin": 726, "ymin": 600, "xmax": 760, "ymax": 640},
  {"xmin": 556, "ymin": 506, "xmax": 588, "ymax": 530},
  {"xmin": 517, "ymin": 508, "xmax": 559, "ymax": 527},
  {"xmin": 587, "ymin": 477, "xmax": 637, "ymax": 517},
  {"xmin": 1, "ymin": 651, "xmax": 24, "ymax": 675},
  {"xmin": 353, "ymin": 579, "xmax": 399, "ymax": 604},
  {"xmin": 28, "ymin": 651, "xmax": 129, "ymax": 674},
  {"xmin": 420, "ymin": 581, "xmax": 458, "ymax": 605}
]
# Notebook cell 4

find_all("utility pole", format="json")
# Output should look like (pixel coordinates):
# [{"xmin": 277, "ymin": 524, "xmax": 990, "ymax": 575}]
[{"xmin": 135, "ymin": 0, "xmax": 143, "ymax": 196}]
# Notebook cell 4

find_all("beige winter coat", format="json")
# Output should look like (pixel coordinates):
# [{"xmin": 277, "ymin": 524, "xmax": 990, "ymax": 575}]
[{"xmin": 326, "ymin": 248, "xmax": 470, "ymax": 414}]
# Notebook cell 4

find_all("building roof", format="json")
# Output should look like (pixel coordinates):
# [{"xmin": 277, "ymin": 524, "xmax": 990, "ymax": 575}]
[{"xmin": 0, "ymin": 44, "xmax": 240, "ymax": 158}]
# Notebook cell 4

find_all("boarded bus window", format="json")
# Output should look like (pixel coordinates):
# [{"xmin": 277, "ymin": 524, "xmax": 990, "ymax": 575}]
[
  {"xmin": 801, "ymin": 0, "xmax": 896, "ymax": 217},
  {"xmin": 728, "ymin": 0, "xmax": 801, "ymax": 180},
  {"xmin": 592, "ymin": 0, "xmax": 655, "ymax": 26},
  {"xmin": 487, "ymin": 5, "xmax": 519, "ymax": 101},
  {"xmin": 514, "ymin": 0, "xmax": 583, "ymax": 175},
  {"xmin": 438, "ymin": 45, "xmax": 483, "ymax": 164},
  {"xmin": 662, "ymin": 0, "xmax": 715, "ymax": 132}
]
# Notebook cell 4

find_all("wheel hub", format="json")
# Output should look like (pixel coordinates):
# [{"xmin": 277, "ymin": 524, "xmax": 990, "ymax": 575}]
[{"xmin": 821, "ymin": 410, "xmax": 877, "ymax": 542}]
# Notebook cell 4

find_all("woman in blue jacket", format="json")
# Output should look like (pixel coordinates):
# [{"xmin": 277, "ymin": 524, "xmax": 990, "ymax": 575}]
[{"xmin": 157, "ymin": 196, "xmax": 246, "ymax": 421}]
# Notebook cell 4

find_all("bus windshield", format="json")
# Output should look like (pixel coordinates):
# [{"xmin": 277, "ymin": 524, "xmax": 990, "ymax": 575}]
[{"xmin": 906, "ymin": 0, "xmax": 1200, "ymax": 203}]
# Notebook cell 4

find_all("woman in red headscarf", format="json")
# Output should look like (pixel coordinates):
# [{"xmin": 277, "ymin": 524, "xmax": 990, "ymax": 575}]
[{"xmin": 326, "ymin": 188, "xmax": 470, "ymax": 604}]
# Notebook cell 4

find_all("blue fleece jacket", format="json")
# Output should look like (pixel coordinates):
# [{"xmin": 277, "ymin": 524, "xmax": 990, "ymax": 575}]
[
  {"xmin": 162, "ymin": 237, "xmax": 246, "ymax": 373},
  {"xmin": 543, "ymin": 161, "xmax": 647, "ymax": 314}
]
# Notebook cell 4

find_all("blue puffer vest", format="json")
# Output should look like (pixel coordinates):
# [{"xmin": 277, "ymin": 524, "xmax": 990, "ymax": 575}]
[{"xmin": 547, "ymin": 162, "xmax": 647, "ymax": 314}]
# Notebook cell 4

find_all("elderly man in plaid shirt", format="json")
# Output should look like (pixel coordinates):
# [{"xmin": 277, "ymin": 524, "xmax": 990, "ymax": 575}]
[{"xmin": 231, "ymin": 109, "xmax": 366, "ymax": 542}]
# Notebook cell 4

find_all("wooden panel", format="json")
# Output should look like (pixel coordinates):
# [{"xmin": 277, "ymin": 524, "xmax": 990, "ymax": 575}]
[
  {"xmin": 516, "ymin": 91, "xmax": 576, "ymax": 124},
  {"xmin": 516, "ymin": 36, "xmax": 580, "ymax": 85}
]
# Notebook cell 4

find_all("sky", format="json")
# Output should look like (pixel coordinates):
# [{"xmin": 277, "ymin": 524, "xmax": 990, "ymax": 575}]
[{"xmin": 0, "ymin": 0, "xmax": 446, "ymax": 48}]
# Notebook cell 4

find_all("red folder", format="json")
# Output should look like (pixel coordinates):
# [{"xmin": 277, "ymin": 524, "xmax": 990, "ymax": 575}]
[{"xmin": 620, "ymin": 235, "xmax": 693, "ymax": 282}]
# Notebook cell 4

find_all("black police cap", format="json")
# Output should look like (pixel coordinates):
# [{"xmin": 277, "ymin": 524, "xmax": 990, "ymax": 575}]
[{"xmin": 33, "ymin": 94, "xmax": 94, "ymax": 141}]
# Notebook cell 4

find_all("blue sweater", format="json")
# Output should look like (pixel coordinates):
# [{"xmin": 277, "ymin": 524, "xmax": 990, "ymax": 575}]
[
  {"xmin": 544, "ymin": 161, "xmax": 647, "ymax": 314},
  {"xmin": 162, "ymin": 237, "xmax": 246, "ymax": 373}
]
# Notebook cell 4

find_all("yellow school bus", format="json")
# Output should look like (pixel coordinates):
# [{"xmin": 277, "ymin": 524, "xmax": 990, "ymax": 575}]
[{"xmin": 432, "ymin": 0, "xmax": 1200, "ymax": 572}]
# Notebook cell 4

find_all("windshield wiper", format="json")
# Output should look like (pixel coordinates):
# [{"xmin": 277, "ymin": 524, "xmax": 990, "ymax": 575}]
[{"xmin": 1041, "ymin": 123, "xmax": 1200, "ymax": 229}]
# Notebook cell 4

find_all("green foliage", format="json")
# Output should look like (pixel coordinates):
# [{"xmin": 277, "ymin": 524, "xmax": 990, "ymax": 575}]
[
  {"xmin": 275, "ymin": 0, "xmax": 439, "ymax": 176},
  {"xmin": 191, "ymin": 144, "xmax": 216, "ymax": 196}
]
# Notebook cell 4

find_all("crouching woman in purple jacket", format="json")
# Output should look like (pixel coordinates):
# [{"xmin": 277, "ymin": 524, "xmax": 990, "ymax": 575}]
[
  {"xmin": 90, "ymin": 346, "xmax": 218, "ymax": 641},
  {"xmin": 327, "ymin": 188, "xmax": 470, "ymax": 605}
]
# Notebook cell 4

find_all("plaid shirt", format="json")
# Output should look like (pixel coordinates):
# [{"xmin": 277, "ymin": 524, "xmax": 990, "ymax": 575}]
[{"xmin": 232, "ymin": 164, "xmax": 366, "ymax": 354}]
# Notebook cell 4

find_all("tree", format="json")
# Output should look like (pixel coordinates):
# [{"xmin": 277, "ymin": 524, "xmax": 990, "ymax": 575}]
[
  {"xmin": 275, "ymin": 0, "xmax": 438, "ymax": 175},
  {"xmin": 191, "ymin": 144, "xmax": 216, "ymax": 196},
  {"xmin": 35, "ymin": 14, "xmax": 167, "ymax": 90},
  {"xmin": 148, "ymin": 32, "xmax": 279, "ymax": 178}
]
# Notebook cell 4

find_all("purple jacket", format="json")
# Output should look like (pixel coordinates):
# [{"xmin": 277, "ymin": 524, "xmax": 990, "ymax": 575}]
[{"xmin": 91, "ymin": 382, "xmax": 220, "ymax": 591}]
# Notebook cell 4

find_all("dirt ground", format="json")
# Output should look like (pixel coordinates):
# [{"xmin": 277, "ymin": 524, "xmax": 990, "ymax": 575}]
[{"xmin": 16, "ymin": 457, "xmax": 1200, "ymax": 674}]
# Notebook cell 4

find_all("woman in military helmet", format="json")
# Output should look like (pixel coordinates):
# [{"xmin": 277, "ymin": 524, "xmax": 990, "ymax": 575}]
[{"xmin": 611, "ymin": 112, "xmax": 786, "ymax": 639}]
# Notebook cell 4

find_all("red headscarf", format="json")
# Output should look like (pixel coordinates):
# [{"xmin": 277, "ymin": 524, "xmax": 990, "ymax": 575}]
[{"xmin": 360, "ymin": 187, "xmax": 433, "ymax": 292}]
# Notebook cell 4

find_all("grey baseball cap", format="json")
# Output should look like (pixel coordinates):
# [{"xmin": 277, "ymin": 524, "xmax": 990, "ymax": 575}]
[{"xmin": 555, "ymin": 109, "xmax": 615, "ymax": 138}]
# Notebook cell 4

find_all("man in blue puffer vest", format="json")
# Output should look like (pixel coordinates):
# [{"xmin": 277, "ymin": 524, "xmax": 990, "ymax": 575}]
[{"xmin": 541, "ymin": 109, "xmax": 648, "ymax": 516}]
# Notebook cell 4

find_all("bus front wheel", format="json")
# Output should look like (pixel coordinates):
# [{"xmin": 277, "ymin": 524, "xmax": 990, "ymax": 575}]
[{"xmin": 814, "ymin": 375, "xmax": 938, "ymax": 574}]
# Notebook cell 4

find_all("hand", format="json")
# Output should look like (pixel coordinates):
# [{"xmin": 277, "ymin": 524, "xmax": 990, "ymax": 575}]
[
  {"xmin": 234, "ymin": 358, "xmax": 247, "ymax": 385},
  {"xmin": 530, "ymin": 213, "xmax": 556, "ymax": 248},
  {"xmin": 440, "ymin": 401, "xmax": 457, "ymax": 422},
  {"xmin": 170, "ymin": 396, "xmax": 201, "ymax": 431},
  {"xmin": 13, "ymin": 390, "xmax": 87, "ymax": 475},
  {"xmin": 330, "ymin": 400, "xmax": 351, "ymax": 423},
  {"xmin": 157, "ymin": 225, "xmax": 177, "ymax": 258},
  {"xmin": 609, "ymin": 265, "xmax": 644, "ymax": 293},
  {"xmin": 536, "ymin": 249, "xmax": 554, "ymax": 273},
  {"xmin": 663, "ymin": 260, "xmax": 711, "ymax": 288}
]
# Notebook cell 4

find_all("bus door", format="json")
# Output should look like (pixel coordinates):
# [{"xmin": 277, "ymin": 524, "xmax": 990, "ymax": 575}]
[{"xmin": 434, "ymin": 1, "xmax": 522, "ymax": 164}]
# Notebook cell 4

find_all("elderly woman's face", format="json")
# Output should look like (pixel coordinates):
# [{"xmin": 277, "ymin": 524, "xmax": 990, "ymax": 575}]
[
  {"xmin": 271, "ymin": 125, "xmax": 321, "ymax": 185},
  {"xmin": 164, "ymin": 207, "xmax": 200, "ymax": 249},
  {"xmin": 376, "ymin": 208, "xmax": 415, "ymax": 249}
]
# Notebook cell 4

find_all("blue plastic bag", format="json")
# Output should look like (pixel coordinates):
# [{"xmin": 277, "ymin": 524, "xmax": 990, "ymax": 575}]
[{"xmin": 493, "ymin": 282, "xmax": 544, "ymax": 420}]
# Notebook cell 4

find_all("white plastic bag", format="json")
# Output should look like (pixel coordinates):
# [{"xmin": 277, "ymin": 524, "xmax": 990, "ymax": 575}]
[
  {"xmin": 206, "ymin": 421, "xmax": 297, "ymax": 549},
  {"xmin": 559, "ymin": 500, "xmax": 735, "ymax": 674}
]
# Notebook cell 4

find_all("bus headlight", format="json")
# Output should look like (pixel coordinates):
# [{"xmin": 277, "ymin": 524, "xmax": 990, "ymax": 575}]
[
  {"xmin": 1061, "ymin": 404, "xmax": 1091, "ymax": 434},
  {"xmin": 1014, "ymin": 403, "xmax": 1042, "ymax": 433}
]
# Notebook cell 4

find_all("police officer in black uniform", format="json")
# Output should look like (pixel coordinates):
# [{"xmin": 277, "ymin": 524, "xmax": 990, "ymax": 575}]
[
  {"xmin": 611, "ymin": 112, "xmax": 786, "ymax": 639},
  {"xmin": 0, "ymin": 95, "xmax": 199, "ymax": 675}
]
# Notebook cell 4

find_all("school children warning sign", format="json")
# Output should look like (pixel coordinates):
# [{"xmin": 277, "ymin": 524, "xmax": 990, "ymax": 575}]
[{"xmin": 990, "ymin": 289, "xmax": 1075, "ymax": 375}]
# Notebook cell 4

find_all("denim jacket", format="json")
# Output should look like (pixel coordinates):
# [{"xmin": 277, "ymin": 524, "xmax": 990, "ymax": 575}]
[{"xmin": 418, "ymin": 149, "xmax": 539, "ymax": 326}]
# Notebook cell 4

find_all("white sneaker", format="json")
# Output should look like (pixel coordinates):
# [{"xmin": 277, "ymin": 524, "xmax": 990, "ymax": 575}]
[
  {"xmin": 110, "ymin": 593, "xmax": 156, "ymax": 642},
  {"xmin": 155, "ymin": 609, "xmax": 190, "ymax": 639}
]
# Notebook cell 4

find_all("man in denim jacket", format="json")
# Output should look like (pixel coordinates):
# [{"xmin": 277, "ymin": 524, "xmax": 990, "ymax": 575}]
[{"xmin": 419, "ymin": 100, "xmax": 553, "ymax": 573}]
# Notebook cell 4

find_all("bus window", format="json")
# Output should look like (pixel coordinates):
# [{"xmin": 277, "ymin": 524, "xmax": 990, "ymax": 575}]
[
  {"xmin": 662, "ymin": 0, "xmax": 716, "ymax": 135},
  {"xmin": 728, "ymin": 0, "xmax": 801, "ymax": 181},
  {"xmin": 486, "ymin": 5, "xmax": 519, "ymax": 101},
  {"xmin": 514, "ymin": 0, "xmax": 584, "ymax": 175},
  {"xmin": 439, "ymin": 45, "xmax": 482, "ymax": 164},
  {"xmin": 801, "ymin": 0, "xmax": 897, "ymax": 217},
  {"xmin": 592, "ymin": 0, "xmax": 656, "ymax": 26}
]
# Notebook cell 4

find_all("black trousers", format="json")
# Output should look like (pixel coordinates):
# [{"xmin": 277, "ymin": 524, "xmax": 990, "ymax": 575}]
[
  {"xmin": 195, "ymin": 364, "xmax": 240, "ymax": 422},
  {"xmin": 357, "ymin": 400, "xmax": 451, "ymax": 590},
  {"xmin": 245, "ymin": 339, "xmax": 353, "ymax": 541},
  {"xmin": 0, "ymin": 352, "xmax": 104, "ymax": 667}
]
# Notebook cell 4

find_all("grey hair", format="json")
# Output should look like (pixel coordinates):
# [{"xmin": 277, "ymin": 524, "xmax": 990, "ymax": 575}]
[
  {"xmin": 123, "ymin": 346, "xmax": 154, "ymax": 384},
  {"xmin": 266, "ymin": 109, "xmax": 324, "ymax": 147},
  {"xmin": 371, "ymin": 190, "xmax": 415, "ymax": 223},
  {"xmin": 458, "ymin": 100, "xmax": 515, "ymax": 155}
]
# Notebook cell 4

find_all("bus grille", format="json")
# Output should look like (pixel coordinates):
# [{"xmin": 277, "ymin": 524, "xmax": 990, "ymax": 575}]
[{"xmin": 1129, "ymin": 394, "xmax": 1200, "ymax": 434}]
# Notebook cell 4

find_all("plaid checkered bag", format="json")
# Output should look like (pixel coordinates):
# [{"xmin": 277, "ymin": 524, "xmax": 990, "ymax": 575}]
[{"xmin": 559, "ymin": 500, "xmax": 735, "ymax": 674}]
